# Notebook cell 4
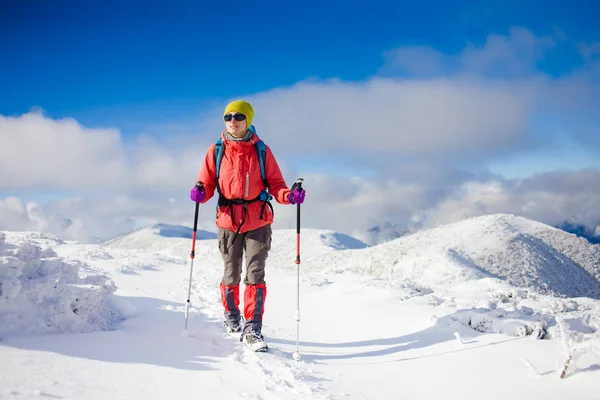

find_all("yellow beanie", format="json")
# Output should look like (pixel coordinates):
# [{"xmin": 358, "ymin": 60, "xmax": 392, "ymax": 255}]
[{"xmin": 223, "ymin": 100, "xmax": 254, "ymax": 127}]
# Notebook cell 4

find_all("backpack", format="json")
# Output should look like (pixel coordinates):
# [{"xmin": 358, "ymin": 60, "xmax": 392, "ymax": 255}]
[{"xmin": 213, "ymin": 126, "xmax": 273, "ymax": 240}]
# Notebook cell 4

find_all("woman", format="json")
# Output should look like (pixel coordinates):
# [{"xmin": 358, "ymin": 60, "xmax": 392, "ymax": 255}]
[{"xmin": 190, "ymin": 99, "xmax": 305, "ymax": 351}]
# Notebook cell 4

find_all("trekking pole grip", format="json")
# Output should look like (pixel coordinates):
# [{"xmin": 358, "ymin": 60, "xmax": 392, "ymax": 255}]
[
  {"xmin": 293, "ymin": 178, "xmax": 303, "ymax": 233},
  {"xmin": 192, "ymin": 182, "xmax": 203, "ymax": 242}
]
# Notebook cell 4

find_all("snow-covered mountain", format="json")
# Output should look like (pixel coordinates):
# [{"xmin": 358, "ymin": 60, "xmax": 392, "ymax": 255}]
[
  {"xmin": 1, "ymin": 213, "xmax": 599, "ymax": 399},
  {"xmin": 245, "ymin": 214, "xmax": 600, "ymax": 300},
  {"xmin": 103, "ymin": 223, "xmax": 217, "ymax": 251},
  {"xmin": 339, "ymin": 214, "xmax": 600, "ymax": 298}
]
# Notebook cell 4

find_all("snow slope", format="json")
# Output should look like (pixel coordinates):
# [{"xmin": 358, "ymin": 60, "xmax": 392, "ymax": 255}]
[
  {"xmin": 1, "ymin": 213, "xmax": 599, "ymax": 400},
  {"xmin": 299, "ymin": 214, "xmax": 600, "ymax": 299},
  {"xmin": 103, "ymin": 223, "xmax": 217, "ymax": 251}
]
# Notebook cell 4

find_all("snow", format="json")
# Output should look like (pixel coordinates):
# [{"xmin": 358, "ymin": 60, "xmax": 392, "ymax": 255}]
[
  {"xmin": 0, "ymin": 232, "xmax": 119, "ymax": 338},
  {"xmin": 0, "ymin": 213, "xmax": 599, "ymax": 399},
  {"xmin": 103, "ymin": 223, "xmax": 217, "ymax": 250},
  {"xmin": 314, "ymin": 214, "xmax": 600, "ymax": 298}
]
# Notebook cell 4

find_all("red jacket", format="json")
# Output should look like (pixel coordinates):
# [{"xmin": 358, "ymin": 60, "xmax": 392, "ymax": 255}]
[{"xmin": 196, "ymin": 129, "xmax": 292, "ymax": 233}]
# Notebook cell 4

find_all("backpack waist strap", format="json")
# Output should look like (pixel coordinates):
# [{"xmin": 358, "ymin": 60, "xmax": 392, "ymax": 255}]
[{"xmin": 217, "ymin": 190, "xmax": 274, "ymax": 243}]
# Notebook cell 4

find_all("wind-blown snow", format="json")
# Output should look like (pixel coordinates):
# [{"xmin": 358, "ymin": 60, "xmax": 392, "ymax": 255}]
[
  {"xmin": 0, "ymin": 213, "xmax": 599, "ymax": 399},
  {"xmin": 0, "ymin": 231, "xmax": 120, "ymax": 338}
]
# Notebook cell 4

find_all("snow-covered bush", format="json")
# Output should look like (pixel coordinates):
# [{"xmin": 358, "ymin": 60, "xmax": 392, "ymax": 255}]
[
  {"xmin": 431, "ymin": 285, "xmax": 599, "ymax": 344},
  {"xmin": 0, "ymin": 231, "xmax": 120, "ymax": 338},
  {"xmin": 556, "ymin": 317, "xmax": 600, "ymax": 378},
  {"xmin": 437, "ymin": 307, "xmax": 549, "ymax": 339}
]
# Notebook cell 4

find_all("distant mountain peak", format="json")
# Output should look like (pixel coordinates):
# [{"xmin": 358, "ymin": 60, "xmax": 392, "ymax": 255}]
[
  {"xmin": 103, "ymin": 223, "xmax": 217, "ymax": 250},
  {"xmin": 342, "ymin": 213, "xmax": 600, "ymax": 299}
]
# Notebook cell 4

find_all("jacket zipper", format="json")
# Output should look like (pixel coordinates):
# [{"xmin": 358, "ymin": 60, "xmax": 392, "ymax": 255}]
[{"xmin": 245, "ymin": 172, "xmax": 249, "ymax": 198}]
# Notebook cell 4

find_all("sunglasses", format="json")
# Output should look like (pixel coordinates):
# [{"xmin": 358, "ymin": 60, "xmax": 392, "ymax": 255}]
[{"xmin": 224, "ymin": 113, "xmax": 246, "ymax": 122}]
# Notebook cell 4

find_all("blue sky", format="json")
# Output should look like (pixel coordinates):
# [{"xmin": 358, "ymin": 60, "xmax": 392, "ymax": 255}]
[
  {"xmin": 2, "ymin": 0, "xmax": 598, "ymax": 124},
  {"xmin": 2, "ymin": 0, "xmax": 600, "ymax": 242}
]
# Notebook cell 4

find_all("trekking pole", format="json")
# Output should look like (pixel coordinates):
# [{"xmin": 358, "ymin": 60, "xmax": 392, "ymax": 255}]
[
  {"xmin": 292, "ymin": 178, "xmax": 303, "ymax": 361},
  {"xmin": 184, "ymin": 182, "xmax": 203, "ymax": 330}
]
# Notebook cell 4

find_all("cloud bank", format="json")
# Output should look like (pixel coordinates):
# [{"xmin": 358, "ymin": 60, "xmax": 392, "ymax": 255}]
[{"xmin": 1, "ymin": 27, "xmax": 599, "ymax": 244}]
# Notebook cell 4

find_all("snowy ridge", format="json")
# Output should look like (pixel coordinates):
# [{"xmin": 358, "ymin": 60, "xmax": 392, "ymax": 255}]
[
  {"xmin": 267, "ymin": 228, "xmax": 369, "ymax": 252},
  {"xmin": 287, "ymin": 214, "xmax": 600, "ymax": 299},
  {"xmin": 105, "ymin": 214, "xmax": 600, "ymax": 299},
  {"xmin": 103, "ymin": 223, "xmax": 217, "ymax": 251}
]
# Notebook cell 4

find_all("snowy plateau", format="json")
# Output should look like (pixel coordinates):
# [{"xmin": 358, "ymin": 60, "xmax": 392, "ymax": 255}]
[{"xmin": 0, "ymin": 213, "xmax": 599, "ymax": 399}]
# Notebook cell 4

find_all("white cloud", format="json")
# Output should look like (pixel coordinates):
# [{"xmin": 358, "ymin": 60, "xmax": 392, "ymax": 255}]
[
  {"xmin": 293, "ymin": 170, "xmax": 600, "ymax": 244},
  {"xmin": 420, "ymin": 169, "xmax": 600, "ymax": 232},
  {"xmin": 0, "ymin": 197, "xmax": 96, "ymax": 242},
  {"xmin": 250, "ymin": 77, "xmax": 537, "ymax": 161},
  {"xmin": 0, "ymin": 112, "xmax": 126, "ymax": 191},
  {"xmin": 1, "ymin": 74, "xmax": 539, "ymax": 195},
  {"xmin": 377, "ymin": 27, "xmax": 600, "ymax": 154},
  {"xmin": 5, "ymin": 168, "xmax": 600, "ymax": 245},
  {"xmin": 0, "ymin": 194, "xmax": 218, "ymax": 243},
  {"xmin": 0, "ymin": 111, "xmax": 216, "ymax": 192},
  {"xmin": 459, "ymin": 27, "xmax": 556, "ymax": 77},
  {"xmin": 2, "ymin": 27, "xmax": 600, "ymax": 245},
  {"xmin": 380, "ymin": 27, "xmax": 557, "ymax": 79},
  {"xmin": 380, "ymin": 46, "xmax": 447, "ymax": 77}
]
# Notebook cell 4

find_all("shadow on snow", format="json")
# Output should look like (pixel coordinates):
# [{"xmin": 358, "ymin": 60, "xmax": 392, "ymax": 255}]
[{"xmin": 2, "ymin": 296, "xmax": 233, "ymax": 371}]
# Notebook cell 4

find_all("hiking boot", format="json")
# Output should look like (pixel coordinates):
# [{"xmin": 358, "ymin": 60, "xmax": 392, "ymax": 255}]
[
  {"xmin": 223, "ymin": 314, "xmax": 242, "ymax": 333},
  {"xmin": 242, "ymin": 332, "xmax": 269, "ymax": 352}
]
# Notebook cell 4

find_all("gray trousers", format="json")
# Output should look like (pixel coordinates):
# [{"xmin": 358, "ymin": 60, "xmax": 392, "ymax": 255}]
[
  {"xmin": 219, "ymin": 225, "xmax": 272, "ymax": 334},
  {"xmin": 218, "ymin": 224, "xmax": 272, "ymax": 287}
]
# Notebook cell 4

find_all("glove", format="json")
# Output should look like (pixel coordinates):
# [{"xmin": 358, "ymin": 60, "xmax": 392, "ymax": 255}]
[
  {"xmin": 288, "ymin": 186, "xmax": 305, "ymax": 205},
  {"xmin": 190, "ymin": 183, "xmax": 206, "ymax": 203}
]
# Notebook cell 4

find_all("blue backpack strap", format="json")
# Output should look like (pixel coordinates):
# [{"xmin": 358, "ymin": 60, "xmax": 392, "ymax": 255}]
[
  {"xmin": 214, "ymin": 138, "xmax": 224, "ymax": 181},
  {"xmin": 255, "ymin": 139, "xmax": 268, "ymax": 187},
  {"xmin": 254, "ymin": 138, "xmax": 273, "ymax": 220}
]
